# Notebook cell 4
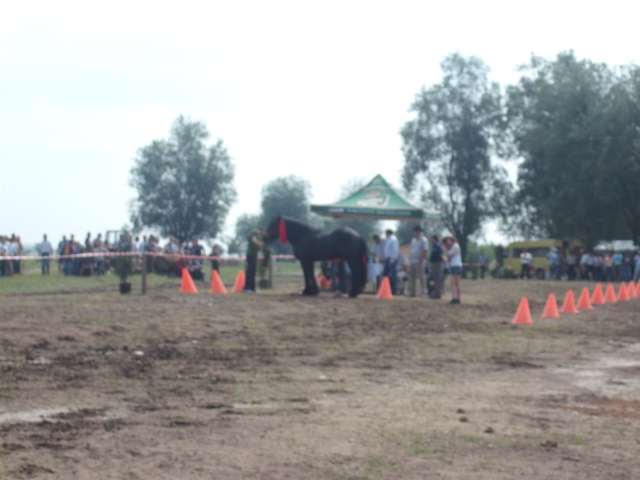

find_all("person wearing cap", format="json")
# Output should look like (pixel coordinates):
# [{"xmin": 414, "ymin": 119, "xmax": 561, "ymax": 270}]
[
  {"xmin": 244, "ymin": 226, "xmax": 266, "ymax": 293},
  {"xmin": 409, "ymin": 225, "xmax": 429, "ymax": 297}
]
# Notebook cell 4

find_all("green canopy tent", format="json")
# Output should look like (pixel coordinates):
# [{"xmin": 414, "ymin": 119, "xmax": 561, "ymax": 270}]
[{"xmin": 310, "ymin": 174, "xmax": 441, "ymax": 222}]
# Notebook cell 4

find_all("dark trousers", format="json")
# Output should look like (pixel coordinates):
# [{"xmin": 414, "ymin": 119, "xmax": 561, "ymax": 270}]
[
  {"xmin": 332, "ymin": 261, "xmax": 348, "ymax": 294},
  {"xmin": 431, "ymin": 262, "xmax": 443, "ymax": 297},
  {"xmin": 383, "ymin": 258, "xmax": 398, "ymax": 294},
  {"xmin": 521, "ymin": 264, "xmax": 530, "ymax": 279},
  {"xmin": 245, "ymin": 255, "xmax": 257, "ymax": 291},
  {"xmin": 41, "ymin": 254, "xmax": 50, "ymax": 275}
]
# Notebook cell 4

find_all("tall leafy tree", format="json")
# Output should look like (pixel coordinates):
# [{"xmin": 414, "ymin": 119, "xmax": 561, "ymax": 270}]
[
  {"xmin": 234, "ymin": 213, "xmax": 262, "ymax": 253},
  {"xmin": 130, "ymin": 116, "xmax": 236, "ymax": 243},
  {"xmin": 401, "ymin": 52, "xmax": 512, "ymax": 260},
  {"xmin": 261, "ymin": 175, "xmax": 311, "ymax": 224},
  {"xmin": 506, "ymin": 52, "xmax": 630, "ymax": 247},
  {"xmin": 597, "ymin": 66, "xmax": 640, "ymax": 244},
  {"xmin": 261, "ymin": 175, "xmax": 312, "ymax": 253}
]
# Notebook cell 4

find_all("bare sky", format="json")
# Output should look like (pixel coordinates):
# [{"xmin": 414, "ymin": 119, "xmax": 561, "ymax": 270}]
[{"xmin": 1, "ymin": 0, "xmax": 638, "ymax": 246}]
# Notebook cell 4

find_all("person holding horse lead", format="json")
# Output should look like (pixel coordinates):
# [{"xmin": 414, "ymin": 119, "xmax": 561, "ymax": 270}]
[
  {"xmin": 383, "ymin": 229, "xmax": 399, "ymax": 295},
  {"xmin": 244, "ymin": 226, "xmax": 266, "ymax": 293}
]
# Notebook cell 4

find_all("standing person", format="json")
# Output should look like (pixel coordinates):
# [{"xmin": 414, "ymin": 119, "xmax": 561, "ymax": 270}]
[
  {"xmin": 38, "ymin": 234, "xmax": 53, "ymax": 275},
  {"xmin": 409, "ymin": 225, "xmax": 428, "ymax": 297},
  {"xmin": 429, "ymin": 235, "xmax": 445, "ymax": 299},
  {"xmin": 520, "ymin": 249, "xmax": 533, "ymax": 279},
  {"xmin": 383, "ymin": 229, "xmax": 399, "ymax": 295},
  {"xmin": 633, "ymin": 251, "xmax": 640, "ymax": 282},
  {"xmin": 613, "ymin": 251, "xmax": 624, "ymax": 281},
  {"xmin": 603, "ymin": 252, "xmax": 614, "ymax": 281},
  {"xmin": 57, "ymin": 235, "xmax": 68, "ymax": 274},
  {"xmin": 244, "ymin": 226, "xmax": 266, "ymax": 293},
  {"xmin": 370, "ymin": 234, "xmax": 386, "ymax": 290},
  {"xmin": 478, "ymin": 253, "xmax": 488, "ymax": 279},
  {"xmin": 211, "ymin": 244, "xmax": 221, "ymax": 273},
  {"xmin": 444, "ymin": 236, "xmax": 462, "ymax": 304}
]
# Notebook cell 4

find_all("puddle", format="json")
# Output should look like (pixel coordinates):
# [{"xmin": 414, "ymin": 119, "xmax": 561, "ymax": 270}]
[
  {"xmin": 0, "ymin": 407, "xmax": 130, "ymax": 424},
  {"xmin": 553, "ymin": 342, "xmax": 640, "ymax": 397},
  {"xmin": 0, "ymin": 407, "xmax": 72, "ymax": 423}
]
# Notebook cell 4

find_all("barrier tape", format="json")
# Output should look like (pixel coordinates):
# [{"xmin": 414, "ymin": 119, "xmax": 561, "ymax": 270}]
[
  {"xmin": 1, "ymin": 252, "xmax": 489, "ymax": 268},
  {"xmin": 0, "ymin": 252, "xmax": 297, "ymax": 261}
]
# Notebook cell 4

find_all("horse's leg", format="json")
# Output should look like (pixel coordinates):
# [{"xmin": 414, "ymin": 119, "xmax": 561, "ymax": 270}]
[
  {"xmin": 347, "ymin": 256, "xmax": 366, "ymax": 298},
  {"xmin": 300, "ymin": 259, "xmax": 319, "ymax": 295}
]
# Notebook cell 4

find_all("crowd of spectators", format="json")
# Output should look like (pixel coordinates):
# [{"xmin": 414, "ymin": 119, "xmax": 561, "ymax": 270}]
[
  {"xmin": 561, "ymin": 250, "xmax": 640, "ymax": 282},
  {"xmin": 0, "ymin": 234, "xmax": 25, "ymax": 277},
  {"xmin": 0, "ymin": 232, "xmax": 223, "ymax": 279}
]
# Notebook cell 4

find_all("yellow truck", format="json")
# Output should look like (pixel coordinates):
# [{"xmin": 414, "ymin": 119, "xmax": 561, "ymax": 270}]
[{"xmin": 502, "ymin": 239, "xmax": 565, "ymax": 279}]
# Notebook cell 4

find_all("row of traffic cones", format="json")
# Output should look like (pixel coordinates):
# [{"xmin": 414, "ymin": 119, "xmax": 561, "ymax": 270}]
[
  {"xmin": 513, "ymin": 281, "xmax": 640, "ymax": 325},
  {"xmin": 180, "ymin": 268, "xmax": 246, "ymax": 294}
]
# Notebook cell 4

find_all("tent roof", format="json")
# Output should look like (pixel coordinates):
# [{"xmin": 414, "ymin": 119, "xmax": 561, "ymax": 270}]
[{"xmin": 310, "ymin": 174, "xmax": 441, "ymax": 222}]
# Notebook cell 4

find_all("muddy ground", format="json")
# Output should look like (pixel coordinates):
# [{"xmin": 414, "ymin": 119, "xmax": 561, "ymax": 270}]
[{"xmin": 1, "ymin": 277, "xmax": 640, "ymax": 479}]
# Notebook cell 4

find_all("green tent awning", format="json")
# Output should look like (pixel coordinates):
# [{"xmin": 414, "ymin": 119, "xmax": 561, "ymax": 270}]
[{"xmin": 310, "ymin": 174, "xmax": 441, "ymax": 222}]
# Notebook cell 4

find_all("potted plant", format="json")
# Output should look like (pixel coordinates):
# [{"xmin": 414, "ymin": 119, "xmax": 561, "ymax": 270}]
[{"xmin": 112, "ymin": 232, "xmax": 134, "ymax": 294}]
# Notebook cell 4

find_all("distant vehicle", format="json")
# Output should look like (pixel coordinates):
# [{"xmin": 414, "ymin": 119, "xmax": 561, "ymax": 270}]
[
  {"xmin": 594, "ymin": 240, "xmax": 639, "ymax": 253},
  {"xmin": 503, "ymin": 239, "xmax": 565, "ymax": 279}
]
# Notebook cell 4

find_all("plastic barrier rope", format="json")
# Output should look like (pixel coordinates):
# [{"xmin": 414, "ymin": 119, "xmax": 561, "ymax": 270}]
[{"xmin": 0, "ymin": 252, "xmax": 297, "ymax": 261}]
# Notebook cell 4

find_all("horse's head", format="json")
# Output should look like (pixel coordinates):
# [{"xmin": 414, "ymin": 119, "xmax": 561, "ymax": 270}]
[{"xmin": 265, "ymin": 215, "xmax": 282, "ymax": 243}]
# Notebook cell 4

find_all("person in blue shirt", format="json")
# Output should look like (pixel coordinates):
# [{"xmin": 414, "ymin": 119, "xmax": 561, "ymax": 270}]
[{"xmin": 613, "ymin": 251, "xmax": 624, "ymax": 281}]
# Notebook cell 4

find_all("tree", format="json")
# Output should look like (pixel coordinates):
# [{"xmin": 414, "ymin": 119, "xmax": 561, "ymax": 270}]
[
  {"xmin": 130, "ymin": 116, "xmax": 236, "ymax": 243},
  {"xmin": 260, "ymin": 175, "xmax": 312, "ymax": 254},
  {"xmin": 234, "ymin": 213, "xmax": 262, "ymax": 254},
  {"xmin": 506, "ymin": 52, "xmax": 640, "ymax": 246},
  {"xmin": 394, "ymin": 220, "xmax": 442, "ymax": 246},
  {"xmin": 596, "ymin": 66, "xmax": 640, "ymax": 245},
  {"xmin": 401, "ymin": 53, "xmax": 513, "ymax": 260},
  {"xmin": 261, "ymin": 175, "xmax": 312, "ymax": 224}
]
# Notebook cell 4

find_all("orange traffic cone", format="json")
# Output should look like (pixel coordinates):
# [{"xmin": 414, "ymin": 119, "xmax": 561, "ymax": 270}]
[
  {"xmin": 628, "ymin": 281, "xmax": 637, "ymax": 298},
  {"xmin": 604, "ymin": 283, "xmax": 617, "ymax": 303},
  {"xmin": 512, "ymin": 297, "xmax": 534, "ymax": 325},
  {"xmin": 636, "ymin": 281, "xmax": 640, "ymax": 297},
  {"xmin": 210, "ymin": 269, "xmax": 228, "ymax": 294},
  {"xmin": 560, "ymin": 290, "xmax": 579, "ymax": 314},
  {"xmin": 617, "ymin": 282, "xmax": 630, "ymax": 301},
  {"xmin": 577, "ymin": 287, "xmax": 593, "ymax": 310},
  {"xmin": 591, "ymin": 284, "xmax": 605, "ymax": 305},
  {"xmin": 233, "ymin": 271, "xmax": 246, "ymax": 292},
  {"xmin": 376, "ymin": 276, "xmax": 394, "ymax": 299},
  {"xmin": 181, "ymin": 268, "xmax": 198, "ymax": 294},
  {"xmin": 541, "ymin": 293, "xmax": 560, "ymax": 319}
]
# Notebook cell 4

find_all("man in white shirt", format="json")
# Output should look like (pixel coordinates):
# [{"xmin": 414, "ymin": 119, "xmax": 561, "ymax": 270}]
[
  {"xmin": 383, "ymin": 229, "xmax": 399, "ymax": 294},
  {"xmin": 370, "ymin": 234, "xmax": 386, "ymax": 289},
  {"xmin": 409, "ymin": 225, "xmax": 428, "ymax": 297},
  {"xmin": 38, "ymin": 234, "xmax": 53, "ymax": 275},
  {"xmin": 520, "ymin": 249, "xmax": 533, "ymax": 279}
]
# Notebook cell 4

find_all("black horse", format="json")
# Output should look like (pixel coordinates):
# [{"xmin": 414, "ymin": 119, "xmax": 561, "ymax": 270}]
[{"xmin": 266, "ymin": 215, "xmax": 368, "ymax": 298}]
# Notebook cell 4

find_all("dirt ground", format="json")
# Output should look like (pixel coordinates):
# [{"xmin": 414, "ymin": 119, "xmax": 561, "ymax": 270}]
[{"xmin": 1, "ymin": 276, "xmax": 640, "ymax": 479}]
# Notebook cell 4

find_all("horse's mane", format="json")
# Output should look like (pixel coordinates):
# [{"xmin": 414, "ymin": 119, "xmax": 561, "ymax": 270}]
[{"xmin": 268, "ymin": 215, "xmax": 322, "ymax": 244}]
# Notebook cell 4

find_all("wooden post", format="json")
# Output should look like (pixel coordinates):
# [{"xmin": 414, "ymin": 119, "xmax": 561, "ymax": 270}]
[
  {"xmin": 141, "ymin": 252, "xmax": 147, "ymax": 294},
  {"xmin": 267, "ymin": 255, "xmax": 274, "ymax": 289}
]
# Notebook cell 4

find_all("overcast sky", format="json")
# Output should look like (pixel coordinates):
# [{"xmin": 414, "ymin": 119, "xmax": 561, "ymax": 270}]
[{"xmin": 1, "ymin": 0, "xmax": 638, "ymax": 247}]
